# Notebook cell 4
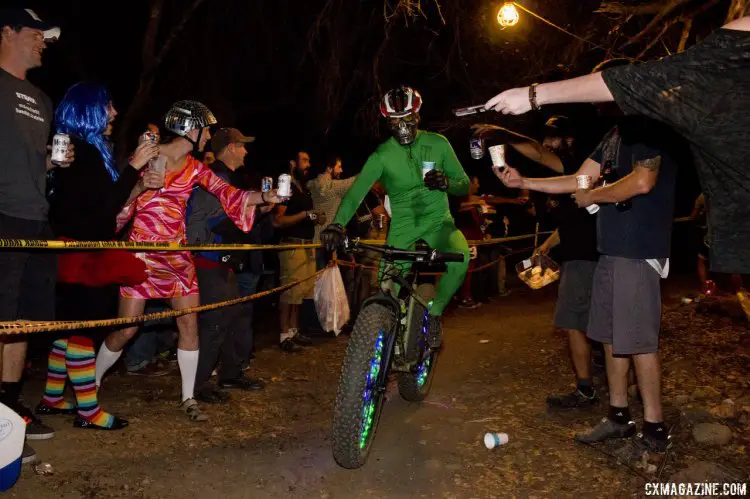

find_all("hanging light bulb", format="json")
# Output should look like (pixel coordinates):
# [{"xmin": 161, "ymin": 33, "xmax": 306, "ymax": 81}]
[{"xmin": 497, "ymin": 2, "xmax": 519, "ymax": 27}]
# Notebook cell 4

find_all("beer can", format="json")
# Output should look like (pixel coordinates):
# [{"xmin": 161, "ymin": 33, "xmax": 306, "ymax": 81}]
[
  {"xmin": 261, "ymin": 177, "xmax": 273, "ymax": 193},
  {"xmin": 277, "ymin": 174, "xmax": 292, "ymax": 198},
  {"xmin": 488, "ymin": 145, "xmax": 506, "ymax": 168},
  {"xmin": 51, "ymin": 133, "xmax": 70, "ymax": 164},
  {"xmin": 422, "ymin": 161, "xmax": 436, "ymax": 179},
  {"xmin": 470, "ymin": 137, "xmax": 485, "ymax": 159},
  {"xmin": 141, "ymin": 131, "xmax": 159, "ymax": 144}
]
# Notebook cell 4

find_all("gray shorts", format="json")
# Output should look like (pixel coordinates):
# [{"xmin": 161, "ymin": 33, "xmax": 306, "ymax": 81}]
[
  {"xmin": 587, "ymin": 255, "xmax": 662, "ymax": 355},
  {"xmin": 553, "ymin": 260, "xmax": 598, "ymax": 332}
]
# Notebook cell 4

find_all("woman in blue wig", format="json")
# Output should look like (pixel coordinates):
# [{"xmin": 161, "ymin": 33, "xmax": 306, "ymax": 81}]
[{"xmin": 36, "ymin": 82, "xmax": 161, "ymax": 430}]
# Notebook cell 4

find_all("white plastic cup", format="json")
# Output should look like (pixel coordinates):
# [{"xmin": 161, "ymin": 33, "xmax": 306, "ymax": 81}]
[
  {"xmin": 484, "ymin": 432, "xmax": 509, "ymax": 449},
  {"xmin": 488, "ymin": 145, "xmax": 506, "ymax": 168},
  {"xmin": 422, "ymin": 161, "xmax": 436, "ymax": 179}
]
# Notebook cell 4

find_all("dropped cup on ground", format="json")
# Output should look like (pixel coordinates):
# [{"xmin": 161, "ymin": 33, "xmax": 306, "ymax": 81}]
[{"xmin": 484, "ymin": 432, "xmax": 509, "ymax": 449}]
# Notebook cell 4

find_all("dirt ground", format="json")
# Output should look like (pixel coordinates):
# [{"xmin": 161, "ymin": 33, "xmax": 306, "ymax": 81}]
[{"xmin": 7, "ymin": 277, "xmax": 750, "ymax": 498}]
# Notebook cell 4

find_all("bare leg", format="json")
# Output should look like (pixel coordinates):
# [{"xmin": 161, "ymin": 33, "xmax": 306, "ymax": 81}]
[
  {"xmin": 104, "ymin": 298, "xmax": 147, "ymax": 352},
  {"xmin": 169, "ymin": 295, "xmax": 199, "ymax": 351},
  {"xmin": 1, "ymin": 340, "xmax": 27, "ymax": 382},
  {"xmin": 169, "ymin": 295, "xmax": 200, "ymax": 403},
  {"xmin": 96, "ymin": 298, "xmax": 147, "ymax": 386},
  {"xmin": 279, "ymin": 302, "xmax": 292, "ymax": 342},
  {"xmin": 604, "ymin": 344, "xmax": 630, "ymax": 408},
  {"xmin": 632, "ymin": 352, "xmax": 662, "ymax": 423},
  {"xmin": 697, "ymin": 256, "xmax": 709, "ymax": 286},
  {"xmin": 289, "ymin": 303, "xmax": 300, "ymax": 332},
  {"xmin": 565, "ymin": 329, "xmax": 591, "ymax": 381}
]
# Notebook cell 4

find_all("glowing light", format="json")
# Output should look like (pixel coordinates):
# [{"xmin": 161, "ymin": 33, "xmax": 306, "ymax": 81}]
[{"xmin": 497, "ymin": 2, "xmax": 519, "ymax": 27}]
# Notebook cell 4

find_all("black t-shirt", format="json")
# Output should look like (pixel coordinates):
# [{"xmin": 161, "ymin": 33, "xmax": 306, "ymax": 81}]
[
  {"xmin": 280, "ymin": 181, "xmax": 314, "ymax": 240},
  {"xmin": 602, "ymin": 28, "xmax": 750, "ymax": 273},
  {"xmin": 589, "ymin": 124, "xmax": 677, "ymax": 259},
  {"xmin": 347, "ymin": 191, "xmax": 382, "ymax": 238},
  {"xmin": 556, "ymin": 156, "xmax": 599, "ymax": 262},
  {"xmin": 0, "ymin": 69, "xmax": 53, "ymax": 221}
]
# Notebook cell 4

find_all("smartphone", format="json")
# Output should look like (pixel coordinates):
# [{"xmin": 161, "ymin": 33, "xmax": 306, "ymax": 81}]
[{"xmin": 453, "ymin": 105, "xmax": 487, "ymax": 117}]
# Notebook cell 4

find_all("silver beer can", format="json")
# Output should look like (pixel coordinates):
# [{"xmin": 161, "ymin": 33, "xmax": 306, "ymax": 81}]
[
  {"xmin": 277, "ymin": 174, "xmax": 292, "ymax": 198},
  {"xmin": 470, "ymin": 137, "xmax": 485, "ymax": 159},
  {"xmin": 261, "ymin": 177, "xmax": 273, "ymax": 193},
  {"xmin": 51, "ymin": 133, "xmax": 70, "ymax": 164}
]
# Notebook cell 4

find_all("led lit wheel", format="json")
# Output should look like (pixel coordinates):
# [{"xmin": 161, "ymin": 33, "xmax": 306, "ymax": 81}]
[
  {"xmin": 397, "ymin": 284, "xmax": 439, "ymax": 401},
  {"xmin": 331, "ymin": 304, "xmax": 397, "ymax": 469}
]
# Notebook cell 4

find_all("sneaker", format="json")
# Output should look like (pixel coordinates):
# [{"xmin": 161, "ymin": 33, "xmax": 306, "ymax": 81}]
[
  {"xmin": 458, "ymin": 299, "xmax": 481, "ymax": 310},
  {"xmin": 546, "ymin": 389, "xmax": 599, "ymax": 410},
  {"xmin": 280, "ymin": 338, "xmax": 303, "ymax": 353},
  {"xmin": 426, "ymin": 314, "xmax": 443, "ymax": 349},
  {"xmin": 127, "ymin": 362, "xmax": 170, "ymax": 377},
  {"xmin": 180, "ymin": 398, "xmax": 208, "ymax": 422},
  {"xmin": 195, "ymin": 386, "xmax": 231, "ymax": 405},
  {"xmin": 574, "ymin": 417, "xmax": 636, "ymax": 444},
  {"xmin": 14, "ymin": 404, "xmax": 55, "ymax": 440},
  {"xmin": 292, "ymin": 333, "xmax": 313, "ymax": 347},
  {"xmin": 22, "ymin": 442, "xmax": 37, "ymax": 464},
  {"xmin": 612, "ymin": 432, "xmax": 671, "ymax": 472},
  {"xmin": 218, "ymin": 373, "xmax": 265, "ymax": 391}
]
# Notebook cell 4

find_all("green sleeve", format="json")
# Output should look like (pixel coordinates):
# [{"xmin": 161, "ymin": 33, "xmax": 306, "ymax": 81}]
[
  {"xmin": 333, "ymin": 153, "xmax": 384, "ymax": 226},
  {"xmin": 441, "ymin": 138, "xmax": 470, "ymax": 196}
]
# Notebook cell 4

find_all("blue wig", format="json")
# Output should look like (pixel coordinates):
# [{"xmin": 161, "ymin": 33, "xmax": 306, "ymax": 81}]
[{"xmin": 55, "ymin": 82, "xmax": 119, "ymax": 181}]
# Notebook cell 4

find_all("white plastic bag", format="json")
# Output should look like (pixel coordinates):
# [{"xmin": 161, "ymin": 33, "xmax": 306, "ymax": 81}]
[{"xmin": 314, "ymin": 266, "xmax": 350, "ymax": 335}]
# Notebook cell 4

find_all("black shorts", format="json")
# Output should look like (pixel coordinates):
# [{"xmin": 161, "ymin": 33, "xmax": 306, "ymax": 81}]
[
  {"xmin": 553, "ymin": 260, "xmax": 597, "ymax": 332},
  {"xmin": 0, "ymin": 212, "xmax": 57, "ymax": 323},
  {"xmin": 586, "ymin": 256, "xmax": 662, "ymax": 355}
]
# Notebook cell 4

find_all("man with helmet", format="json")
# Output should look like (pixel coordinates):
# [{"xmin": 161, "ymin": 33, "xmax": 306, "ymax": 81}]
[
  {"xmin": 95, "ymin": 100, "xmax": 280, "ymax": 422},
  {"xmin": 321, "ymin": 86, "xmax": 471, "ymax": 348}
]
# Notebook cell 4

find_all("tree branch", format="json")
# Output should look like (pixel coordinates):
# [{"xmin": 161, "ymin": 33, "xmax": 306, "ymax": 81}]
[
  {"xmin": 677, "ymin": 18, "xmax": 692, "ymax": 52},
  {"xmin": 620, "ymin": 0, "xmax": 692, "ymax": 49}
]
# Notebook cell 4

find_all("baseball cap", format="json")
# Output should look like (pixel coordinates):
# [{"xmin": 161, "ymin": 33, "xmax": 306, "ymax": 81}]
[
  {"xmin": 0, "ymin": 8, "xmax": 61, "ymax": 41},
  {"xmin": 544, "ymin": 115, "xmax": 572, "ymax": 137},
  {"xmin": 211, "ymin": 127, "xmax": 255, "ymax": 154}
]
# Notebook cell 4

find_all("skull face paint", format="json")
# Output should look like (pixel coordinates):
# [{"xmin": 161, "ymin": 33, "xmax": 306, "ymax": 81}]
[{"xmin": 389, "ymin": 113, "xmax": 419, "ymax": 145}]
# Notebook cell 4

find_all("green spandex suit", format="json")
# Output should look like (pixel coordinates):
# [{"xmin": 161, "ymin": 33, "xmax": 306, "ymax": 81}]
[{"xmin": 333, "ymin": 131, "xmax": 471, "ymax": 316}]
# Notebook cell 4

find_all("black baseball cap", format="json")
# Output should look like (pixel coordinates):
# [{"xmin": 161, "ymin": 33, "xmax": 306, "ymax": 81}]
[{"xmin": 0, "ymin": 8, "xmax": 60, "ymax": 41}]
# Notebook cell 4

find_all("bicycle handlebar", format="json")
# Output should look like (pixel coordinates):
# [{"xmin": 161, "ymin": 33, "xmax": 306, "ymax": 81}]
[{"xmin": 343, "ymin": 237, "xmax": 465, "ymax": 264}]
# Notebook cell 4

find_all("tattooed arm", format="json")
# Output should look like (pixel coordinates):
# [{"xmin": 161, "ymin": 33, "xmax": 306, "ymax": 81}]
[{"xmin": 573, "ymin": 155, "xmax": 661, "ymax": 208}]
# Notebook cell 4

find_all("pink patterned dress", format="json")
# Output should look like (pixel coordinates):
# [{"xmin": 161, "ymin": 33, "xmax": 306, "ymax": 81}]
[{"xmin": 116, "ymin": 156, "xmax": 256, "ymax": 299}]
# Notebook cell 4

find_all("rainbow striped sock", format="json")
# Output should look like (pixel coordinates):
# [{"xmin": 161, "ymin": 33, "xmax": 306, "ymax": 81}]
[
  {"xmin": 67, "ymin": 337, "xmax": 115, "ymax": 429},
  {"xmin": 41, "ymin": 339, "xmax": 74, "ymax": 410}
]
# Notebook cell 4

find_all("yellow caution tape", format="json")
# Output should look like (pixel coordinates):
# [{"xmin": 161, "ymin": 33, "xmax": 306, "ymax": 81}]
[{"xmin": 0, "ymin": 269, "xmax": 326, "ymax": 335}]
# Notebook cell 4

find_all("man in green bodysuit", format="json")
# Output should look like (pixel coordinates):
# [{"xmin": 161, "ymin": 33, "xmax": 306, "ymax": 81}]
[{"xmin": 321, "ymin": 86, "xmax": 470, "ymax": 348}]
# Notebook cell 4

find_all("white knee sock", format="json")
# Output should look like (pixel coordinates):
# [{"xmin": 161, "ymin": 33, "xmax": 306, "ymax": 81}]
[
  {"xmin": 95, "ymin": 343, "xmax": 122, "ymax": 387},
  {"xmin": 177, "ymin": 349, "xmax": 199, "ymax": 402}
]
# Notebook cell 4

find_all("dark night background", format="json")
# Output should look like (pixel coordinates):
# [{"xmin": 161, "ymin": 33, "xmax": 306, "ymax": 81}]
[{"xmin": 13, "ymin": 0, "xmax": 734, "ymax": 215}]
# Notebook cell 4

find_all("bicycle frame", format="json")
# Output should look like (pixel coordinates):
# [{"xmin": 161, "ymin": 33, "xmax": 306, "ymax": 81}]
[{"xmin": 358, "ymin": 265, "xmax": 430, "ymax": 374}]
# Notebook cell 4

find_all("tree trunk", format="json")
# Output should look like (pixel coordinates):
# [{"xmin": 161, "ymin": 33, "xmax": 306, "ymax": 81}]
[{"xmin": 115, "ymin": 0, "xmax": 207, "ymax": 164}]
